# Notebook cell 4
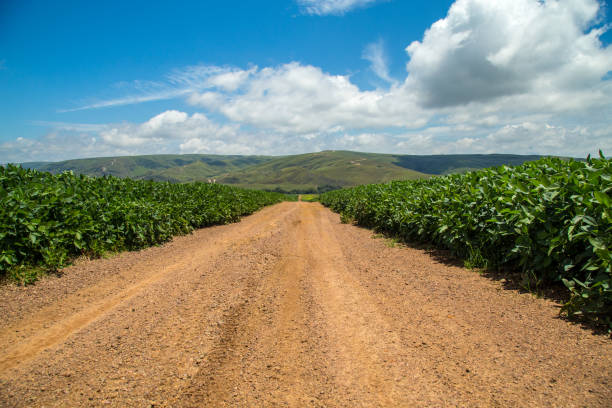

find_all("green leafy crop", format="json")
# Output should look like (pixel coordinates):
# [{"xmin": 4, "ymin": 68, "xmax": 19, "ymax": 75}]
[
  {"xmin": 320, "ymin": 154, "xmax": 611, "ymax": 329},
  {"xmin": 0, "ymin": 165, "xmax": 284, "ymax": 283}
]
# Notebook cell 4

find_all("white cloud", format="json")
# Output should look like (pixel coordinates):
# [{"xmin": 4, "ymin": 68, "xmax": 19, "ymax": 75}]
[
  {"xmin": 395, "ymin": 134, "xmax": 436, "ymax": 154},
  {"xmin": 179, "ymin": 138, "xmax": 258, "ymax": 155},
  {"xmin": 185, "ymin": 0, "xmax": 611, "ymax": 142},
  {"xmin": 362, "ymin": 39, "xmax": 395, "ymax": 84},
  {"xmin": 59, "ymin": 89, "xmax": 192, "ymax": 113},
  {"xmin": 0, "ymin": 133, "xmax": 130, "ymax": 164},
  {"xmin": 30, "ymin": 121, "xmax": 108, "ymax": 132},
  {"xmin": 61, "ymin": 65, "xmax": 255, "ymax": 112},
  {"xmin": 205, "ymin": 68, "xmax": 256, "ymax": 91},
  {"xmin": 3, "ymin": 116, "xmax": 610, "ymax": 164},
  {"xmin": 476, "ymin": 122, "xmax": 611, "ymax": 157},
  {"xmin": 189, "ymin": 62, "xmax": 428, "ymax": 133},
  {"xmin": 297, "ymin": 0, "xmax": 382, "ymax": 15},
  {"xmin": 391, "ymin": 122, "xmax": 612, "ymax": 157},
  {"xmin": 0, "ymin": 111, "xmax": 246, "ymax": 162},
  {"xmin": 188, "ymin": 91, "xmax": 224, "ymax": 108},
  {"xmin": 405, "ymin": 0, "xmax": 612, "ymax": 108},
  {"xmin": 6, "ymin": 0, "xmax": 611, "ymax": 163},
  {"xmin": 98, "ymin": 110, "xmax": 239, "ymax": 148}
]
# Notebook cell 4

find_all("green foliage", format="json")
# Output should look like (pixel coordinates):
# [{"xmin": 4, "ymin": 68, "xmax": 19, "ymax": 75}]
[
  {"xmin": 300, "ymin": 194, "xmax": 319, "ymax": 202},
  {"xmin": 282, "ymin": 194, "xmax": 300, "ymax": 202},
  {"xmin": 0, "ymin": 165, "xmax": 284, "ymax": 283},
  {"xmin": 321, "ymin": 155, "xmax": 612, "ymax": 329}
]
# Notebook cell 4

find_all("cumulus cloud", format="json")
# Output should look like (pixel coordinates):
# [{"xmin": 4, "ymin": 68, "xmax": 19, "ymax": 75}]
[
  {"xmin": 3, "ymin": 117, "xmax": 610, "ymax": 164},
  {"xmin": 473, "ymin": 123, "xmax": 611, "ymax": 156},
  {"xmin": 205, "ymin": 68, "xmax": 256, "ymax": 91},
  {"xmin": 189, "ymin": 62, "xmax": 428, "ymax": 133},
  {"xmin": 405, "ymin": 0, "xmax": 612, "ymax": 108},
  {"xmin": 6, "ymin": 0, "xmax": 611, "ymax": 163},
  {"xmin": 297, "ymin": 0, "xmax": 382, "ymax": 15},
  {"xmin": 1, "ymin": 111, "xmax": 246, "ymax": 162},
  {"xmin": 0, "ymin": 134, "xmax": 132, "ymax": 164},
  {"xmin": 186, "ymin": 0, "xmax": 611, "ymax": 143},
  {"xmin": 362, "ymin": 39, "xmax": 395, "ymax": 84},
  {"xmin": 391, "ymin": 122, "xmax": 612, "ymax": 157},
  {"xmin": 98, "ymin": 110, "xmax": 239, "ymax": 148}
]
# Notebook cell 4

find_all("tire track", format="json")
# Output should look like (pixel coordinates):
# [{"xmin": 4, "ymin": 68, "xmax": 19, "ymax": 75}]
[
  {"xmin": 0, "ymin": 203, "xmax": 297, "ymax": 374},
  {"xmin": 0, "ymin": 202, "xmax": 610, "ymax": 407}
]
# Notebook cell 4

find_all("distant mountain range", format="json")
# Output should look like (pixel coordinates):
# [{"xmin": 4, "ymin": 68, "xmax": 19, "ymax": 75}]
[{"xmin": 21, "ymin": 151, "xmax": 543, "ymax": 193}]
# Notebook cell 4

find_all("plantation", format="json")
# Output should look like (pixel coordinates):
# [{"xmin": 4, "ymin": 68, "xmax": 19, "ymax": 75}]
[
  {"xmin": 0, "ymin": 165, "xmax": 284, "ymax": 283},
  {"xmin": 320, "ymin": 154, "xmax": 612, "ymax": 328}
]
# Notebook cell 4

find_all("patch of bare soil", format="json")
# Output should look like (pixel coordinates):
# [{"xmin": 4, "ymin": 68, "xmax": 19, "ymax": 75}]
[{"xmin": 0, "ymin": 202, "xmax": 610, "ymax": 407}]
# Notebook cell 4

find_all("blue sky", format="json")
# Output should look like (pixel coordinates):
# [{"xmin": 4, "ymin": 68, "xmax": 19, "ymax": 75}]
[{"xmin": 1, "ymin": 0, "xmax": 611, "ymax": 162}]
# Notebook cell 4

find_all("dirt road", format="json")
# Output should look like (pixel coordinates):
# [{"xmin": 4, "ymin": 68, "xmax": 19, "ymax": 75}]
[{"xmin": 0, "ymin": 202, "xmax": 610, "ymax": 407}]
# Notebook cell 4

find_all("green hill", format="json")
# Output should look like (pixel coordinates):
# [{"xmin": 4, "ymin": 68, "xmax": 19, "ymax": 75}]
[
  {"xmin": 391, "ymin": 154, "xmax": 543, "ymax": 175},
  {"xmin": 217, "ymin": 151, "xmax": 426, "ymax": 192},
  {"xmin": 20, "ymin": 151, "xmax": 545, "ymax": 192},
  {"xmin": 22, "ymin": 154, "xmax": 275, "ymax": 183}
]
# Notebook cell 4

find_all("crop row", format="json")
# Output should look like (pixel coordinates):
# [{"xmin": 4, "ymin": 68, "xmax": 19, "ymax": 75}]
[
  {"xmin": 320, "ymin": 155, "xmax": 611, "ymax": 328},
  {"xmin": 0, "ymin": 165, "xmax": 285, "ymax": 283}
]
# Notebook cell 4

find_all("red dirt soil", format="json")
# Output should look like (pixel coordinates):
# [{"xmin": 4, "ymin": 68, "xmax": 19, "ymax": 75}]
[{"xmin": 0, "ymin": 202, "xmax": 610, "ymax": 407}]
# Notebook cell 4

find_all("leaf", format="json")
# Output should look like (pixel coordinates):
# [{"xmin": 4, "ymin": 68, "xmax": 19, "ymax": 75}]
[
  {"xmin": 593, "ymin": 191, "xmax": 611, "ymax": 207},
  {"xmin": 588, "ymin": 237, "xmax": 606, "ymax": 251}
]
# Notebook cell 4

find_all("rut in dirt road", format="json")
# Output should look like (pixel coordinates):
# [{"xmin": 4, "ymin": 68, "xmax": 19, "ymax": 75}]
[{"xmin": 0, "ymin": 202, "xmax": 610, "ymax": 407}]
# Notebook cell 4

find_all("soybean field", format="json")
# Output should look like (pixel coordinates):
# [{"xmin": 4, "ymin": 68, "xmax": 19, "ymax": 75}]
[
  {"xmin": 0, "ymin": 164, "xmax": 284, "ymax": 283},
  {"xmin": 0, "ymin": 162, "xmax": 610, "ymax": 407},
  {"xmin": 321, "ymin": 154, "xmax": 611, "ymax": 329}
]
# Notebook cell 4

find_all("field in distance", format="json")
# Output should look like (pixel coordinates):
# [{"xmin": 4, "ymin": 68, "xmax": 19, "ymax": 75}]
[{"xmin": 21, "ymin": 150, "xmax": 543, "ymax": 193}]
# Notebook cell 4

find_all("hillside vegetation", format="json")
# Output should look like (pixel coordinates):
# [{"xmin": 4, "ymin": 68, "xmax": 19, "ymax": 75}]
[
  {"xmin": 393, "ymin": 153, "xmax": 542, "ymax": 175},
  {"xmin": 216, "ymin": 151, "xmax": 426, "ymax": 192},
  {"xmin": 21, "ymin": 151, "xmax": 544, "ymax": 192},
  {"xmin": 321, "ymin": 155, "xmax": 612, "ymax": 329},
  {"xmin": 23, "ymin": 154, "xmax": 275, "ymax": 182},
  {"xmin": 0, "ymin": 164, "xmax": 284, "ymax": 283}
]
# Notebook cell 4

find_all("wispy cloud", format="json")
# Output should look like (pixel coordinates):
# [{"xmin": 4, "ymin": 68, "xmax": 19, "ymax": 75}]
[
  {"xmin": 362, "ymin": 39, "xmax": 395, "ymax": 84},
  {"xmin": 59, "ymin": 65, "xmax": 253, "ymax": 112},
  {"xmin": 58, "ymin": 89, "xmax": 192, "ymax": 112},
  {"xmin": 30, "ymin": 121, "xmax": 109, "ymax": 132},
  {"xmin": 297, "ymin": 0, "xmax": 383, "ymax": 16}
]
